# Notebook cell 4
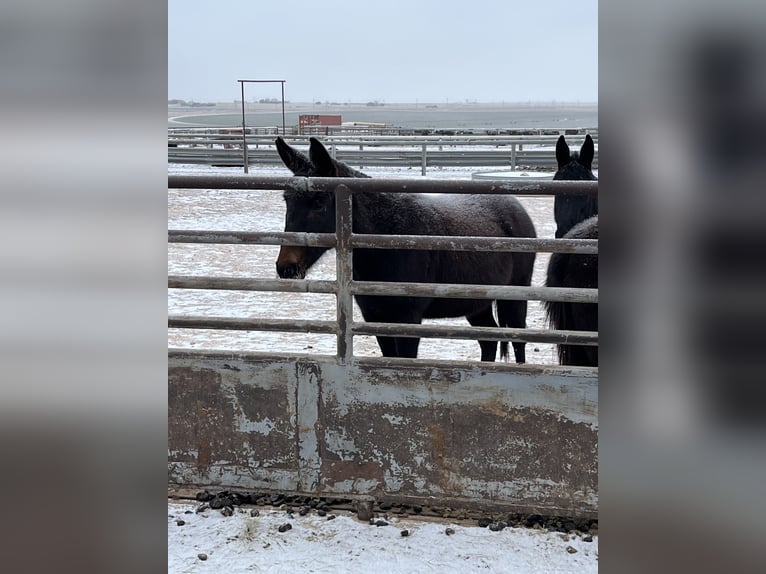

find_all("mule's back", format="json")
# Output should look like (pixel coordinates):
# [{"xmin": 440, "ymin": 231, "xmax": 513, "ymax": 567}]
[{"xmin": 352, "ymin": 191, "xmax": 535, "ymax": 297}]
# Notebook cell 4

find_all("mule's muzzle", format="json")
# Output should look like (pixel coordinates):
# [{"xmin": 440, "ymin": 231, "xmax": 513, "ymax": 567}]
[
  {"xmin": 276, "ymin": 261, "xmax": 305, "ymax": 279},
  {"xmin": 276, "ymin": 246, "xmax": 307, "ymax": 279}
]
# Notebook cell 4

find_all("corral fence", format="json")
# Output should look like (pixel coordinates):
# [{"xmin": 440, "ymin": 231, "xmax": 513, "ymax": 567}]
[
  {"xmin": 168, "ymin": 174, "xmax": 598, "ymax": 519},
  {"xmin": 168, "ymin": 131, "xmax": 599, "ymax": 174}
]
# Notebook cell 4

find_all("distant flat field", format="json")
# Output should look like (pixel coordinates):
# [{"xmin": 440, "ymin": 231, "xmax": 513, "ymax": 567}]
[{"xmin": 168, "ymin": 101, "xmax": 597, "ymax": 130}]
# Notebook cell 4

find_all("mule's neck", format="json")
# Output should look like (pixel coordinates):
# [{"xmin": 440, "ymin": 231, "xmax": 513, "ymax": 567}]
[
  {"xmin": 351, "ymin": 189, "xmax": 417, "ymax": 235},
  {"xmin": 336, "ymin": 164, "xmax": 369, "ymax": 178}
]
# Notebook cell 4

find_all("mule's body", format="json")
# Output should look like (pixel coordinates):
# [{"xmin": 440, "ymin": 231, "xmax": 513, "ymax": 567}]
[
  {"xmin": 545, "ymin": 216, "xmax": 598, "ymax": 366},
  {"xmin": 275, "ymin": 137, "xmax": 536, "ymax": 362},
  {"xmin": 545, "ymin": 135, "xmax": 599, "ymax": 367}
]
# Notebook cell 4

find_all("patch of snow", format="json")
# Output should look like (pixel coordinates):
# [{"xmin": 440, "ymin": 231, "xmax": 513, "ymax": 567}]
[{"xmin": 168, "ymin": 500, "xmax": 597, "ymax": 573}]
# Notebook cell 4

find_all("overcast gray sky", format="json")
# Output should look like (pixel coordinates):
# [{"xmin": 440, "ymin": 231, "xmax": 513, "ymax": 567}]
[{"xmin": 169, "ymin": 0, "xmax": 597, "ymax": 104}]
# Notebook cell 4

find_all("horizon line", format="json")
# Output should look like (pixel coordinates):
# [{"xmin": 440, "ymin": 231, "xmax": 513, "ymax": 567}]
[{"xmin": 168, "ymin": 99, "xmax": 599, "ymax": 105}]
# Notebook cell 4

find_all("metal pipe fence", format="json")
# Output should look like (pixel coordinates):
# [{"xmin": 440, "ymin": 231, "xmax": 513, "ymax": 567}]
[
  {"xmin": 168, "ymin": 132, "xmax": 598, "ymax": 173},
  {"xmin": 168, "ymin": 173, "xmax": 599, "ymax": 518},
  {"xmin": 168, "ymin": 175, "xmax": 598, "ymax": 367}
]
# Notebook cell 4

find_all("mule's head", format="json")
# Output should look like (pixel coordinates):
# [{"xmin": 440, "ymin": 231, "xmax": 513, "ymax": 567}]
[
  {"xmin": 553, "ymin": 134, "xmax": 597, "ymax": 181},
  {"xmin": 274, "ymin": 137, "xmax": 367, "ymax": 279},
  {"xmin": 277, "ymin": 185, "xmax": 335, "ymax": 278},
  {"xmin": 275, "ymin": 136, "xmax": 370, "ymax": 178},
  {"xmin": 275, "ymin": 135, "xmax": 314, "ymax": 176},
  {"xmin": 552, "ymin": 134, "xmax": 598, "ymax": 238}
]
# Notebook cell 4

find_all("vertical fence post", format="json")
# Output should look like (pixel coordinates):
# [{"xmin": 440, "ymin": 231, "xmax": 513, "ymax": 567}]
[
  {"xmin": 510, "ymin": 143, "xmax": 517, "ymax": 171},
  {"xmin": 335, "ymin": 184, "xmax": 354, "ymax": 364},
  {"xmin": 240, "ymin": 81, "xmax": 249, "ymax": 174},
  {"xmin": 281, "ymin": 81, "xmax": 286, "ymax": 135},
  {"xmin": 421, "ymin": 143, "xmax": 427, "ymax": 176}
]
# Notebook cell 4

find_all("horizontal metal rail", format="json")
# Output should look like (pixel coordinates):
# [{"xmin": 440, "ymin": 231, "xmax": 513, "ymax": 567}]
[
  {"xmin": 168, "ymin": 230, "xmax": 337, "ymax": 248},
  {"xmin": 169, "ymin": 174, "xmax": 598, "ymax": 197},
  {"xmin": 167, "ymin": 138, "xmax": 600, "ymax": 155},
  {"xmin": 168, "ymin": 315, "xmax": 598, "ymax": 346},
  {"xmin": 350, "ymin": 281, "xmax": 597, "ymax": 303},
  {"xmin": 352, "ymin": 322, "xmax": 598, "ymax": 346},
  {"xmin": 169, "ymin": 139, "xmax": 582, "ymax": 149},
  {"xmin": 168, "ymin": 132, "xmax": 598, "ymax": 146},
  {"xmin": 169, "ymin": 174, "xmax": 290, "ymax": 190},
  {"xmin": 168, "ymin": 275, "xmax": 597, "ymax": 303},
  {"xmin": 168, "ymin": 276, "xmax": 337, "ymax": 294},
  {"xmin": 350, "ymin": 234, "xmax": 597, "ymax": 254},
  {"xmin": 167, "ymin": 346, "xmax": 597, "ymax": 374},
  {"xmin": 169, "ymin": 150, "xmax": 586, "ymax": 170},
  {"xmin": 168, "ymin": 229, "xmax": 597, "ymax": 254},
  {"xmin": 169, "ymin": 315, "xmax": 337, "ymax": 334}
]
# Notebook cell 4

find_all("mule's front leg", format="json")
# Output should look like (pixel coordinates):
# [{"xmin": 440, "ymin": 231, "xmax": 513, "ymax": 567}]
[
  {"xmin": 375, "ymin": 336, "xmax": 399, "ymax": 357},
  {"xmin": 394, "ymin": 336, "xmax": 420, "ymax": 358},
  {"xmin": 358, "ymin": 296, "xmax": 424, "ymax": 359}
]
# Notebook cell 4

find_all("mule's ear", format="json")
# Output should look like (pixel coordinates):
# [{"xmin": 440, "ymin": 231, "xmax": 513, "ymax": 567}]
[
  {"xmin": 275, "ymin": 137, "xmax": 313, "ymax": 175},
  {"xmin": 309, "ymin": 137, "xmax": 338, "ymax": 176},
  {"xmin": 579, "ymin": 134, "xmax": 594, "ymax": 169},
  {"xmin": 555, "ymin": 135, "xmax": 570, "ymax": 168}
]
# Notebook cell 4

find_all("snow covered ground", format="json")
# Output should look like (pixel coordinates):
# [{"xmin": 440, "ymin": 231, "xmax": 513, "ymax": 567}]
[{"xmin": 168, "ymin": 500, "xmax": 598, "ymax": 573}]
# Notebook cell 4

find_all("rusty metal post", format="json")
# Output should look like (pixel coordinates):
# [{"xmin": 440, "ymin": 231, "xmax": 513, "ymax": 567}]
[
  {"xmin": 421, "ymin": 143, "xmax": 427, "ymax": 176},
  {"xmin": 335, "ymin": 184, "xmax": 354, "ymax": 364},
  {"xmin": 240, "ymin": 81, "xmax": 249, "ymax": 174},
  {"xmin": 281, "ymin": 82, "xmax": 286, "ymax": 135},
  {"xmin": 236, "ymin": 79, "xmax": 287, "ymax": 160}
]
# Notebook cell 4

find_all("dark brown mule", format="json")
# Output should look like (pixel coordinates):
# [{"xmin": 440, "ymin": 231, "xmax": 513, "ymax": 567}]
[
  {"xmin": 545, "ymin": 135, "xmax": 598, "ymax": 366},
  {"xmin": 275, "ymin": 136, "xmax": 537, "ymax": 362},
  {"xmin": 553, "ymin": 134, "xmax": 598, "ymax": 238}
]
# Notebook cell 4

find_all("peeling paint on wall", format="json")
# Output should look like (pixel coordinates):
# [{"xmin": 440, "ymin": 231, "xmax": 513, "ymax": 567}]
[{"xmin": 169, "ymin": 350, "xmax": 598, "ymax": 517}]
